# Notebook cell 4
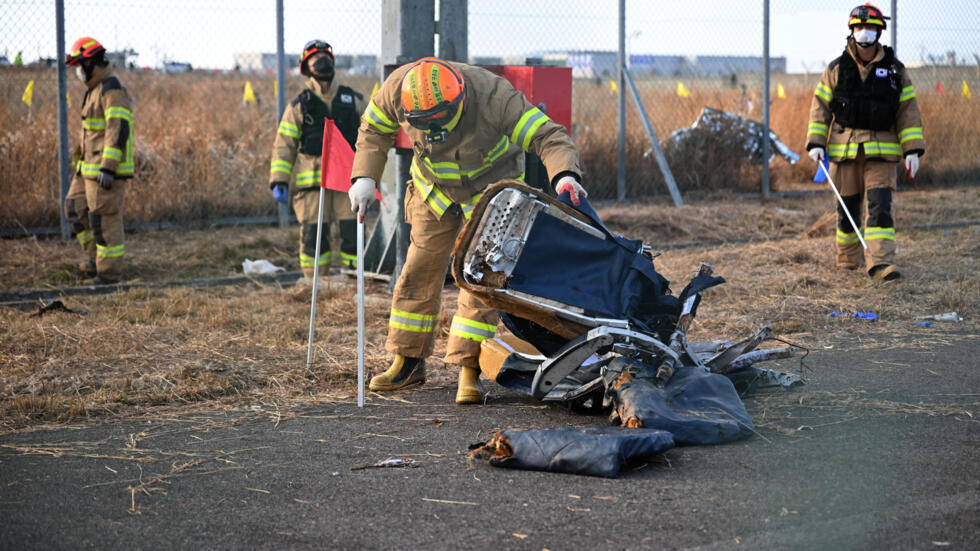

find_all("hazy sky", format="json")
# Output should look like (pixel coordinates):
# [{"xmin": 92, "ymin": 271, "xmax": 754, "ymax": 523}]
[{"xmin": 2, "ymin": 1, "xmax": 977, "ymax": 72}]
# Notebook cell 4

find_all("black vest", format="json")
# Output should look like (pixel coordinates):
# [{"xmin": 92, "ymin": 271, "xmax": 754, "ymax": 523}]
[
  {"xmin": 830, "ymin": 46, "xmax": 903, "ymax": 131},
  {"xmin": 292, "ymin": 85, "xmax": 362, "ymax": 155}
]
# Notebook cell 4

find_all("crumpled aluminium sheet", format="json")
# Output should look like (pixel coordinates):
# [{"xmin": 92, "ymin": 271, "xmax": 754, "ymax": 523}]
[
  {"xmin": 665, "ymin": 106, "xmax": 800, "ymax": 165},
  {"xmin": 469, "ymin": 426, "xmax": 675, "ymax": 478}
]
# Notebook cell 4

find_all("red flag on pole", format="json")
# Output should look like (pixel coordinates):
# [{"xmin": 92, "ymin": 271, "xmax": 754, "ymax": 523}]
[
  {"xmin": 320, "ymin": 118, "xmax": 382, "ymax": 201},
  {"xmin": 936, "ymin": 80, "xmax": 944, "ymax": 94}
]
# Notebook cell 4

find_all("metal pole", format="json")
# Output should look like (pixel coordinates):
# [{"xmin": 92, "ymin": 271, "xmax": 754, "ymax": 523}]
[
  {"xmin": 56, "ymin": 0, "xmax": 71, "ymax": 240},
  {"xmin": 616, "ymin": 0, "xmax": 626, "ymax": 201},
  {"xmin": 761, "ymin": 0, "xmax": 771, "ymax": 198},
  {"xmin": 622, "ymin": 67, "xmax": 683, "ymax": 206},
  {"xmin": 356, "ymin": 220, "xmax": 365, "ymax": 408},
  {"xmin": 890, "ymin": 0, "xmax": 897, "ymax": 55},
  {"xmin": 275, "ymin": 0, "xmax": 289, "ymax": 228},
  {"xmin": 305, "ymin": 186, "xmax": 327, "ymax": 370}
]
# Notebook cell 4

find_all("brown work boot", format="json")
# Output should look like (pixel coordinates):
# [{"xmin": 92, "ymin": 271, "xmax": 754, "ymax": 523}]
[
  {"xmin": 78, "ymin": 261, "xmax": 97, "ymax": 276},
  {"xmin": 369, "ymin": 355, "xmax": 425, "ymax": 391},
  {"xmin": 869, "ymin": 264, "xmax": 901, "ymax": 282},
  {"xmin": 455, "ymin": 366, "xmax": 484, "ymax": 405}
]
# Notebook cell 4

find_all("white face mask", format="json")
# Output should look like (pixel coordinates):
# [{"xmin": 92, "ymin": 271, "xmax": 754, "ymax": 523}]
[
  {"xmin": 853, "ymin": 28, "xmax": 878, "ymax": 47},
  {"xmin": 75, "ymin": 65, "xmax": 88, "ymax": 83}
]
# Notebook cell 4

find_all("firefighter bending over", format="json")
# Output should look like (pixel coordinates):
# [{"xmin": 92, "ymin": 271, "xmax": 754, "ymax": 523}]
[
  {"xmin": 65, "ymin": 37, "xmax": 135, "ymax": 285},
  {"xmin": 269, "ymin": 40, "xmax": 366, "ymax": 279},
  {"xmin": 348, "ymin": 57, "xmax": 585, "ymax": 404},
  {"xmin": 806, "ymin": 4, "xmax": 925, "ymax": 281}
]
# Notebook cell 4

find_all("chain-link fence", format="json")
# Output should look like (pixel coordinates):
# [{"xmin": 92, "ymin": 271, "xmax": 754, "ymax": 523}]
[{"xmin": 2, "ymin": 1, "xmax": 978, "ymax": 235}]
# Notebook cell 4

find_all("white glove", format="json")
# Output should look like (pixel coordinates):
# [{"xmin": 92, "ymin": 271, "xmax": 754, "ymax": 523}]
[
  {"xmin": 808, "ymin": 147, "xmax": 825, "ymax": 163},
  {"xmin": 555, "ymin": 175, "xmax": 587, "ymax": 206},
  {"xmin": 348, "ymin": 177, "xmax": 377, "ymax": 222},
  {"xmin": 904, "ymin": 153, "xmax": 919, "ymax": 179}
]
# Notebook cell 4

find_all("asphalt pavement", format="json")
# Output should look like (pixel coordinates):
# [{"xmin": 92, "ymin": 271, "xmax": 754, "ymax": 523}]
[{"xmin": 1, "ymin": 326, "xmax": 977, "ymax": 550}]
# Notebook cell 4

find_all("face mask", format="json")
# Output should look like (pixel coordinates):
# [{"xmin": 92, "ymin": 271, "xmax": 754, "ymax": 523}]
[
  {"xmin": 853, "ymin": 29, "xmax": 878, "ymax": 47},
  {"xmin": 311, "ymin": 57, "xmax": 334, "ymax": 81},
  {"xmin": 75, "ymin": 65, "xmax": 88, "ymax": 83}
]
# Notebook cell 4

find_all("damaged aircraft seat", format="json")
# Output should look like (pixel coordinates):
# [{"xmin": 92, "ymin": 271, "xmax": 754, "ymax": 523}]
[{"xmin": 454, "ymin": 182, "xmax": 802, "ymax": 449}]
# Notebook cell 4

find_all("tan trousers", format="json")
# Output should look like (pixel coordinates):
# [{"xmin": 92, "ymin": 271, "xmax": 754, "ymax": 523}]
[
  {"xmin": 293, "ymin": 188, "xmax": 356, "ymax": 278},
  {"xmin": 385, "ymin": 182, "xmax": 498, "ymax": 368},
  {"xmin": 828, "ymin": 146, "xmax": 897, "ymax": 271},
  {"xmin": 65, "ymin": 175, "xmax": 127, "ymax": 279}
]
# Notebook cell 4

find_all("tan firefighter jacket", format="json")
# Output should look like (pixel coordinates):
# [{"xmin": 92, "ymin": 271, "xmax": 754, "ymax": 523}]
[
  {"xmin": 353, "ymin": 61, "xmax": 582, "ymax": 219},
  {"xmin": 269, "ymin": 77, "xmax": 366, "ymax": 191},
  {"xmin": 77, "ymin": 71, "xmax": 134, "ymax": 179},
  {"xmin": 806, "ymin": 39, "xmax": 925, "ymax": 163}
]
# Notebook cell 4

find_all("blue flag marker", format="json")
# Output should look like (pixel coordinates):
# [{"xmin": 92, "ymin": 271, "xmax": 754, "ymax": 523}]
[{"xmin": 813, "ymin": 157, "xmax": 829, "ymax": 183}]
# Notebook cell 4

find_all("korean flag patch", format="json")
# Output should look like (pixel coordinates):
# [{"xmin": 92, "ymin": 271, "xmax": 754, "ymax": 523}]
[
  {"xmin": 340, "ymin": 93, "xmax": 354, "ymax": 104},
  {"xmin": 875, "ymin": 68, "xmax": 889, "ymax": 78}
]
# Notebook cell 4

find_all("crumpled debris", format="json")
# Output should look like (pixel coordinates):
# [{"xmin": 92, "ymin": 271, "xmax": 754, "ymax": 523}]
[
  {"xmin": 31, "ymin": 299, "xmax": 89, "ymax": 317},
  {"xmin": 829, "ymin": 311, "xmax": 878, "ymax": 321},
  {"xmin": 242, "ymin": 259, "xmax": 285, "ymax": 275},
  {"xmin": 916, "ymin": 312, "xmax": 962, "ymax": 322},
  {"xmin": 350, "ymin": 458, "xmax": 418, "ymax": 471},
  {"xmin": 469, "ymin": 426, "xmax": 674, "ymax": 478},
  {"xmin": 664, "ymin": 106, "xmax": 800, "ymax": 165}
]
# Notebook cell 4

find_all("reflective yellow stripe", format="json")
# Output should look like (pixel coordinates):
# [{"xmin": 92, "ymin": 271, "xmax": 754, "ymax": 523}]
[
  {"xmin": 102, "ymin": 147, "xmax": 123, "ymax": 161},
  {"xmin": 460, "ymin": 192, "xmax": 484, "ymax": 220},
  {"xmin": 389, "ymin": 308, "xmax": 437, "ymax": 333},
  {"xmin": 864, "ymin": 226, "xmax": 895, "ymax": 241},
  {"xmin": 270, "ymin": 159, "xmax": 293, "ymax": 176},
  {"xmin": 460, "ymin": 135, "xmax": 510, "ymax": 179},
  {"xmin": 898, "ymin": 127, "xmax": 923, "ymax": 144},
  {"xmin": 82, "ymin": 118, "xmax": 106, "ymax": 131},
  {"xmin": 849, "ymin": 17, "xmax": 884, "ymax": 27},
  {"xmin": 105, "ymin": 106, "xmax": 133, "ymax": 123},
  {"xmin": 449, "ymin": 316, "xmax": 497, "ymax": 342},
  {"xmin": 814, "ymin": 82, "xmax": 833, "ymax": 103},
  {"xmin": 836, "ymin": 229, "xmax": 859, "ymax": 244},
  {"xmin": 411, "ymin": 159, "xmax": 451, "ymax": 216},
  {"xmin": 827, "ymin": 141, "xmax": 901, "ymax": 159},
  {"xmin": 295, "ymin": 170, "xmax": 321, "ymax": 187},
  {"xmin": 422, "ymin": 158, "xmax": 461, "ymax": 180},
  {"xmin": 807, "ymin": 122, "xmax": 829, "ymax": 139},
  {"xmin": 340, "ymin": 251, "xmax": 357, "ymax": 267},
  {"xmin": 510, "ymin": 108, "xmax": 549, "ymax": 151},
  {"xmin": 899, "ymin": 86, "xmax": 916, "ymax": 102},
  {"xmin": 278, "ymin": 121, "xmax": 300, "ymax": 139},
  {"xmin": 96, "ymin": 243, "xmax": 125, "ymax": 258},
  {"xmin": 76, "ymin": 229, "xmax": 93, "ymax": 244},
  {"xmin": 80, "ymin": 162, "xmax": 101, "ymax": 177},
  {"xmin": 300, "ymin": 251, "xmax": 332, "ymax": 267},
  {"xmin": 365, "ymin": 100, "xmax": 398, "ymax": 134}
]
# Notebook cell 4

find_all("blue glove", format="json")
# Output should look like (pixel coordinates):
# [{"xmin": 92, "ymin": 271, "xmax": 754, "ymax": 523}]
[{"xmin": 272, "ymin": 182, "xmax": 289, "ymax": 205}]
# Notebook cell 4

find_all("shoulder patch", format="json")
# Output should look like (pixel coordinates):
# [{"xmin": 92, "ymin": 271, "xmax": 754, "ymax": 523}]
[
  {"xmin": 101, "ymin": 76, "xmax": 122, "ymax": 92},
  {"xmin": 339, "ymin": 93, "xmax": 354, "ymax": 104}
]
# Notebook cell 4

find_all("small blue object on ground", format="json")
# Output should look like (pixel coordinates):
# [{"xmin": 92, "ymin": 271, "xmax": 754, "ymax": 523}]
[
  {"xmin": 852, "ymin": 312, "xmax": 878, "ymax": 321},
  {"xmin": 918, "ymin": 321, "xmax": 934, "ymax": 328}
]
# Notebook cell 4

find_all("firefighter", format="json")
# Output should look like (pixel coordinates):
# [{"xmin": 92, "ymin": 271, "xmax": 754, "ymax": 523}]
[
  {"xmin": 269, "ymin": 40, "xmax": 365, "ymax": 279},
  {"xmin": 65, "ymin": 37, "xmax": 135, "ymax": 284},
  {"xmin": 805, "ymin": 3, "xmax": 925, "ymax": 281},
  {"xmin": 348, "ymin": 57, "xmax": 585, "ymax": 404}
]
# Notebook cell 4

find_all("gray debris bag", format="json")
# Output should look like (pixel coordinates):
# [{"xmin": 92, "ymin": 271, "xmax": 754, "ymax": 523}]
[{"xmin": 469, "ymin": 426, "xmax": 675, "ymax": 478}]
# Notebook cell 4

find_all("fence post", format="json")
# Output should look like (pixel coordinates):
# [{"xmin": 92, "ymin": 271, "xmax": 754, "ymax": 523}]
[
  {"xmin": 56, "ymin": 0, "xmax": 71, "ymax": 240},
  {"xmin": 275, "ymin": 0, "xmax": 289, "ymax": 228},
  {"xmin": 891, "ymin": 0, "xmax": 897, "ymax": 55},
  {"xmin": 761, "ymin": 0, "xmax": 771, "ymax": 198},
  {"xmin": 616, "ymin": 0, "xmax": 626, "ymax": 201}
]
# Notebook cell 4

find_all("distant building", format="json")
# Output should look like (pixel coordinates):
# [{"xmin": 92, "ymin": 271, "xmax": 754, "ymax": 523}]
[
  {"xmin": 555, "ymin": 50, "xmax": 787, "ymax": 78},
  {"xmin": 232, "ymin": 52, "xmax": 377, "ymax": 75}
]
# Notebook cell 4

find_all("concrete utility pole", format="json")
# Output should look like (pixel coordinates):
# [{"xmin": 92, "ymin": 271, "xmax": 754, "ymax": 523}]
[
  {"xmin": 56, "ymin": 0, "xmax": 71, "ymax": 239},
  {"xmin": 275, "ymin": 0, "xmax": 289, "ymax": 227}
]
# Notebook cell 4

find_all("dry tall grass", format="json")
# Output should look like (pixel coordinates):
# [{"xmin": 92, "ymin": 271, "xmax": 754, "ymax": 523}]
[{"xmin": 2, "ymin": 67, "xmax": 978, "ymax": 227}]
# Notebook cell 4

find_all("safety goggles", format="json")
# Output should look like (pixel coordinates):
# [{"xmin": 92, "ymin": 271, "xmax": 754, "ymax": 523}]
[
  {"xmin": 405, "ymin": 98, "xmax": 463, "ymax": 144},
  {"xmin": 303, "ymin": 40, "xmax": 333, "ymax": 58}
]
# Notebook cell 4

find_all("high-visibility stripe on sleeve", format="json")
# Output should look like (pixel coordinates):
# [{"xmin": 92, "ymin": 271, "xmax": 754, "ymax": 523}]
[
  {"xmin": 814, "ymin": 82, "xmax": 833, "ymax": 103},
  {"xmin": 510, "ymin": 107, "xmax": 550, "ymax": 151},
  {"xmin": 105, "ymin": 106, "xmax": 133, "ymax": 123},
  {"xmin": 449, "ymin": 316, "xmax": 497, "ymax": 342},
  {"xmin": 864, "ymin": 226, "xmax": 895, "ymax": 241},
  {"xmin": 807, "ymin": 122, "xmax": 829, "ymax": 139},
  {"xmin": 898, "ymin": 127, "xmax": 923, "ymax": 144},
  {"xmin": 899, "ymin": 86, "xmax": 916, "ymax": 102},
  {"xmin": 102, "ymin": 147, "xmax": 123, "ymax": 161},
  {"xmin": 389, "ymin": 308, "xmax": 437, "ymax": 333},
  {"xmin": 278, "ymin": 121, "xmax": 300, "ymax": 139},
  {"xmin": 270, "ymin": 159, "xmax": 293, "ymax": 177},
  {"xmin": 364, "ymin": 100, "xmax": 399, "ymax": 134}
]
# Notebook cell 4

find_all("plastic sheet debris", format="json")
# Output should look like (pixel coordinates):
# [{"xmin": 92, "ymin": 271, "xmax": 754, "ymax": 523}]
[
  {"xmin": 852, "ymin": 312, "xmax": 878, "ymax": 321},
  {"xmin": 469, "ymin": 426, "xmax": 674, "ymax": 478},
  {"xmin": 30, "ymin": 299, "xmax": 88, "ymax": 317},
  {"xmin": 242, "ymin": 259, "xmax": 285, "ymax": 275},
  {"xmin": 916, "ymin": 312, "xmax": 962, "ymax": 323},
  {"xmin": 350, "ymin": 458, "xmax": 418, "ymax": 471},
  {"xmin": 917, "ymin": 321, "xmax": 934, "ymax": 328}
]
